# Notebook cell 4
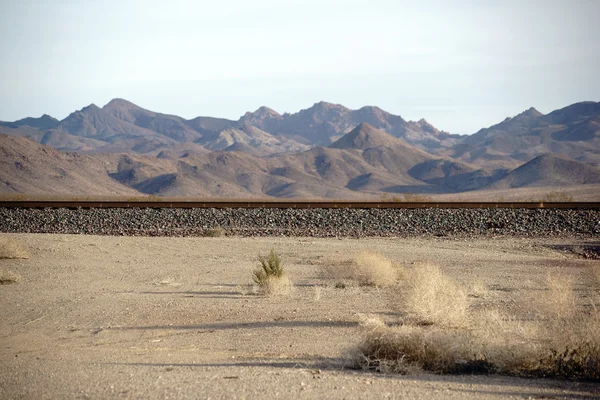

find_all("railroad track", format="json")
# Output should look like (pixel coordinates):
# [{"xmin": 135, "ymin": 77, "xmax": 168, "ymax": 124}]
[{"xmin": 1, "ymin": 200, "xmax": 599, "ymax": 209}]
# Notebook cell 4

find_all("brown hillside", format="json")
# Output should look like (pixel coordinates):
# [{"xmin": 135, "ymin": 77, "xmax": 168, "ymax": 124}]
[
  {"xmin": 0, "ymin": 135, "xmax": 138, "ymax": 195},
  {"xmin": 489, "ymin": 153, "xmax": 600, "ymax": 189}
]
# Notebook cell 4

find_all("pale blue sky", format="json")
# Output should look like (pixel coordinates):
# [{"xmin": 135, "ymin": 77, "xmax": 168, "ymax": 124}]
[{"xmin": 1, "ymin": 0, "xmax": 598, "ymax": 134}]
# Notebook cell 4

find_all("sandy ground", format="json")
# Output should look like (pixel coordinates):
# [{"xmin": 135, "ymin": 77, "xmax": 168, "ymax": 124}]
[{"xmin": 1, "ymin": 233, "xmax": 599, "ymax": 399}]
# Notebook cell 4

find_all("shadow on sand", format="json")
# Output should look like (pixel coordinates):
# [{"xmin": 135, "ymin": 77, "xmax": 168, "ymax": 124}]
[{"xmin": 109, "ymin": 319, "xmax": 358, "ymax": 332}]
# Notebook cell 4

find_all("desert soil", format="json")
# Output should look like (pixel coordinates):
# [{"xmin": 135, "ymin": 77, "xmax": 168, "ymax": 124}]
[{"xmin": 1, "ymin": 233, "xmax": 599, "ymax": 399}]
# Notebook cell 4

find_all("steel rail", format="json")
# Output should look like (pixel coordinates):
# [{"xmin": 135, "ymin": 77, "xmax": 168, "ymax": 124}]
[{"xmin": 1, "ymin": 200, "xmax": 599, "ymax": 209}]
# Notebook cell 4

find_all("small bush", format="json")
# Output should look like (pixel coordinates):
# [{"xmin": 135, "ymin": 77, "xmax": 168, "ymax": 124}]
[
  {"xmin": 539, "ymin": 311, "xmax": 600, "ymax": 379},
  {"xmin": 400, "ymin": 262, "xmax": 468, "ymax": 327},
  {"xmin": 253, "ymin": 249, "xmax": 291, "ymax": 296},
  {"xmin": 354, "ymin": 316, "xmax": 479, "ymax": 374},
  {"xmin": 321, "ymin": 252, "xmax": 398, "ymax": 287},
  {"xmin": 203, "ymin": 227, "xmax": 226, "ymax": 237},
  {"xmin": 536, "ymin": 272, "xmax": 600, "ymax": 379},
  {"xmin": 0, "ymin": 237, "xmax": 29, "ymax": 259},
  {"xmin": 469, "ymin": 309, "xmax": 542, "ymax": 374},
  {"xmin": 257, "ymin": 274, "xmax": 293, "ymax": 296},
  {"xmin": 0, "ymin": 269, "xmax": 21, "ymax": 285}
]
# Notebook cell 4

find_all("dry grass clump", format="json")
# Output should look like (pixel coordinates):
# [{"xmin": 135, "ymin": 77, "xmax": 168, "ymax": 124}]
[
  {"xmin": 0, "ymin": 237, "xmax": 29, "ymax": 259},
  {"xmin": 0, "ymin": 269, "xmax": 21, "ymax": 285},
  {"xmin": 202, "ymin": 227, "xmax": 226, "ymax": 237},
  {"xmin": 468, "ymin": 309, "xmax": 543, "ymax": 374},
  {"xmin": 539, "ymin": 310, "xmax": 600, "ymax": 379},
  {"xmin": 353, "ymin": 266, "xmax": 600, "ymax": 379},
  {"xmin": 536, "ymin": 272, "xmax": 576, "ymax": 319},
  {"xmin": 355, "ymin": 316, "xmax": 484, "ymax": 374},
  {"xmin": 256, "ymin": 274, "xmax": 293, "ymax": 296},
  {"xmin": 534, "ymin": 272, "xmax": 600, "ymax": 379},
  {"xmin": 321, "ymin": 252, "xmax": 399, "ymax": 287},
  {"xmin": 252, "ymin": 249, "xmax": 292, "ymax": 296},
  {"xmin": 400, "ymin": 262, "xmax": 468, "ymax": 327}
]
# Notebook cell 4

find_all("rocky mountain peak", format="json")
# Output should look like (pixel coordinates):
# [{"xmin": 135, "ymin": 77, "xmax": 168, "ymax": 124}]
[
  {"xmin": 330, "ymin": 122, "xmax": 403, "ymax": 150},
  {"xmin": 103, "ymin": 98, "xmax": 141, "ymax": 110},
  {"xmin": 518, "ymin": 107, "xmax": 543, "ymax": 118},
  {"xmin": 81, "ymin": 103, "xmax": 101, "ymax": 113}
]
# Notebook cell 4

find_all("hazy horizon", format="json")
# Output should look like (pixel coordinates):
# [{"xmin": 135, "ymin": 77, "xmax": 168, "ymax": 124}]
[{"xmin": 1, "ymin": 0, "xmax": 599, "ymax": 134}]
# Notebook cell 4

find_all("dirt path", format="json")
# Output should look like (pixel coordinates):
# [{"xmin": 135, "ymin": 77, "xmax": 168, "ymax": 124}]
[{"xmin": 1, "ymin": 234, "xmax": 599, "ymax": 399}]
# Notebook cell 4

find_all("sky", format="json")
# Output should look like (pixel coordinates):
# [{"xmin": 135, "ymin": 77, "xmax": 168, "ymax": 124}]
[{"xmin": 0, "ymin": 0, "xmax": 599, "ymax": 134}]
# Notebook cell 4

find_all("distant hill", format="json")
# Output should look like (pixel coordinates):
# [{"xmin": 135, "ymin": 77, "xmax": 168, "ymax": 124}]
[
  {"xmin": 1, "ymin": 99, "xmax": 599, "ymax": 199},
  {"xmin": 488, "ymin": 154, "xmax": 600, "ymax": 189},
  {"xmin": 4, "ymin": 99, "xmax": 598, "ymax": 165},
  {"xmin": 444, "ymin": 101, "xmax": 600, "ymax": 168},
  {"xmin": 330, "ymin": 123, "xmax": 408, "ymax": 150},
  {"xmin": 0, "ymin": 133, "xmax": 472, "ymax": 198},
  {"xmin": 1, "ymin": 114, "xmax": 59, "ymax": 130},
  {"xmin": 0, "ymin": 98, "xmax": 456, "ymax": 156},
  {"xmin": 0, "ymin": 135, "xmax": 140, "ymax": 195},
  {"xmin": 240, "ymin": 101, "xmax": 459, "ymax": 149},
  {"xmin": 101, "ymin": 98, "xmax": 202, "ymax": 142}
]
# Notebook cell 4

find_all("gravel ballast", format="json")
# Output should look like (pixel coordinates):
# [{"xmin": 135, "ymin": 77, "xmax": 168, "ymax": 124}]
[{"xmin": 1, "ymin": 207, "xmax": 599, "ymax": 237}]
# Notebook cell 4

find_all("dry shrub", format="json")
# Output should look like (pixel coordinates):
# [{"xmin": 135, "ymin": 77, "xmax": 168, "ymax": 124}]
[
  {"xmin": 469, "ymin": 309, "xmax": 542, "ymax": 374},
  {"xmin": 0, "ymin": 269, "xmax": 21, "ymax": 285},
  {"xmin": 539, "ymin": 310, "xmax": 600, "ymax": 379},
  {"xmin": 0, "ymin": 237, "xmax": 29, "ymax": 259},
  {"xmin": 257, "ymin": 274, "xmax": 293, "ymax": 296},
  {"xmin": 536, "ymin": 273, "xmax": 600, "ymax": 379},
  {"xmin": 353, "ymin": 265, "xmax": 600, "ymax": 379},
  {"xmin": 537, "ymin": 272, "xmax": 576, "ymax": 319},
  {"xmin": 203, "ymin": 227, "xmax": 226, "ymax": 237},
  {"xmin": 321, "ymin": 252, "xmax": 398, "ymax": 287},
  {"xmin": 253, "ymin": 249, "xmax": 292, "ymax": 296},
  {"xmin": 400, "ymin": 262, "xmax": 468, "ymax": 327},
  {"xmin": 354, "ymin": 317, "xmax": 476, "ymax": 374}
]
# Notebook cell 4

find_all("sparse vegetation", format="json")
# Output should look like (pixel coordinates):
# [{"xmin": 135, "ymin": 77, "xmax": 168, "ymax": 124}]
[
  {"xmin": 381, "ymin": 193, "xmax": 433, "ymax": 202},
  {"xmin": 399, "ymin": 262, "xmax": 468, "ymax": 327},
  {"xmin": 540, "ymin": 191, "xmax": 574, "ymax": 202},
  {"xmin": 253, "ymin": 249, "xmax": 292, "ymax": 296},
  {"xmin": 0, "ymin": 269, "xmax": 21, "ymax": 285},
  {"xmin": 537, "ymin": 272, "xmax": 576, "ymax": 319},
  {"xmin": 321, "ymin": 252, "xmax": 399, "ymax": 287},
  {"xmin": 353, "ymin": 264, "xmax": 600, "ymax": 379},
  {"xmin": 0, "ymin": 237, "xmax": 29, "ymax": 259},
  {"xmin": 203, "ymin": 227, "xmax": 226, "ymax": 237},
  {"xmin": 401, "ymin": 193, "xmax": 433, "ymax": 202}
]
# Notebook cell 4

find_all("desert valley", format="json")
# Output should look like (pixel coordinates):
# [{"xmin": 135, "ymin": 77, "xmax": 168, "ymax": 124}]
[
  {"xmin": 2, "ymin": 1, "xmax": 600, "ymax": 399},
  {"xmin": 2, "ymin": 98, "xmax": 600, "ymax": 400}
]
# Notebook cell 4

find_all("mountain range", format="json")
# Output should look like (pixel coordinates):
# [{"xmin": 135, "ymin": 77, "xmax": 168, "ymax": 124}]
[{"xmin": 1, "ymin": 99, "xmax": 599, "ymax": 199}]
